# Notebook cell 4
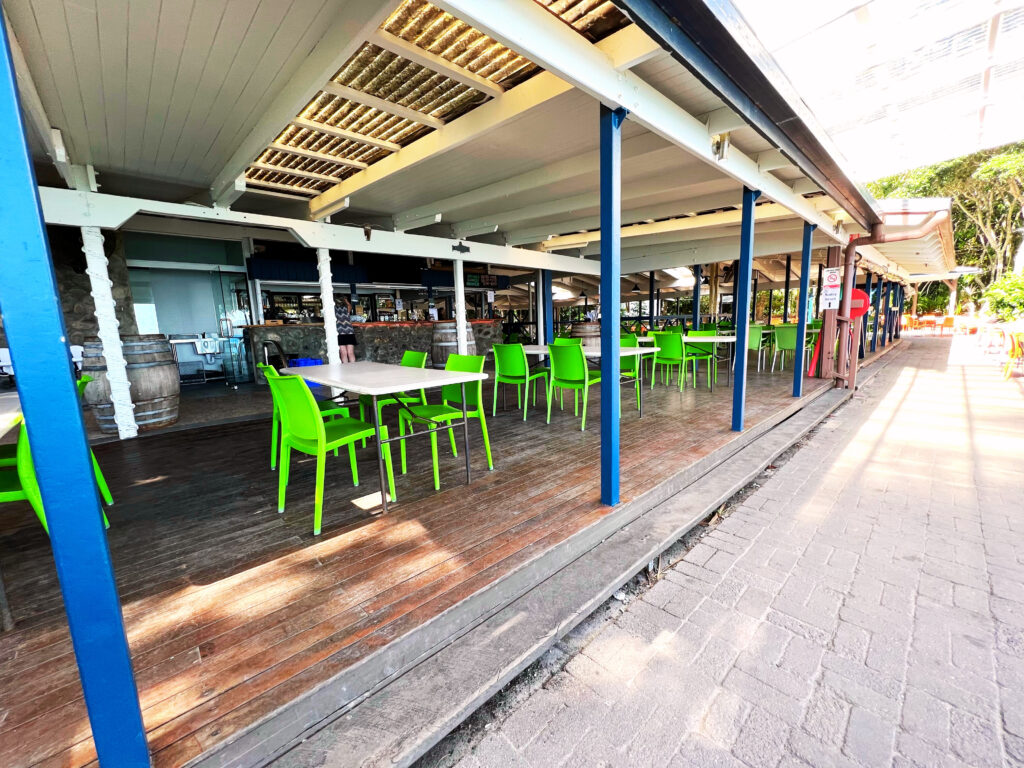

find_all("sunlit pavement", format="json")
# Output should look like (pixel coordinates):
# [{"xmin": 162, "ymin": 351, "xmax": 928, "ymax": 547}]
[{"xmin": 450, "ymin": 336, "xmax": 1024, "ymax": 768}]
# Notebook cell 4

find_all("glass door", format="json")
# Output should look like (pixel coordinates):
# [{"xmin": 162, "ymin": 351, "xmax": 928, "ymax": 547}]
[{"xmin": 210, "ymin": 270, "xmax": 253, "ymax": 385}]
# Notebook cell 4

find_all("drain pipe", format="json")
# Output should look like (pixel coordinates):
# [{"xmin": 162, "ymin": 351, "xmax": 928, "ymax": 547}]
[{"xmin": 835, "ymin": 210, "xmax": 949, "ymax": 388}]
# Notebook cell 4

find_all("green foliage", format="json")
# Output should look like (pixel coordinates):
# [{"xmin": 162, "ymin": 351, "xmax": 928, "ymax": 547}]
[
  {"xmin": 915, "ymin": 282, "xmax": 950, "ymax": 315},
  {"xmin": 869, "ymin": 143, "xmax": 1024, "ymax": 306},
  {"xmin": 982, "ymin": 273, "xmax": 1024, "ymax": 322}
]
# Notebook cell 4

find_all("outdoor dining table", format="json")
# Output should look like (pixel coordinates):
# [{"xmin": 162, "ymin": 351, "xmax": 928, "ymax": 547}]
[
  {"xmin": 0, "ymin": 390, "xmax": 20, "ymax": 632},
  {"xmin": 520, "ymin": 345, "xmax": 659, "ymax": 417},
  {"xmin": 281, "ymin": 361, "xmax": 488, "ymax": 513}
]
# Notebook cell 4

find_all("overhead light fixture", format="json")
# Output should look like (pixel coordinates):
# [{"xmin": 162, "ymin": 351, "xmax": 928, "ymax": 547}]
[
  {"xmin": 579, "ymin": 289, "xmax": 588, "ymax": 298},
  {"xmin": 630, "ymin": 283, "xmax": 641, "ymax": 293}
]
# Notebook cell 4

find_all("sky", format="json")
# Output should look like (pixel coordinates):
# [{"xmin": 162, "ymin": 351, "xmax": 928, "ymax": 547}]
[{"xmin": 729, "ymin": 0, "xmax": 1024, "ymax": 182}]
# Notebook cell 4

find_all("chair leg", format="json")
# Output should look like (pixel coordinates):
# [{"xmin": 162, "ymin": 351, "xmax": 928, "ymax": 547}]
[
  {"xmin": 478, "ymin": 413, "xmax": 493, "ymax": 470},
  {"xmin": 580, "ymin": 384, "xmax": 589, "ymax": 431},
  {"xmin": 270, "ymin": 408, "xmax": 279, "ymax": 469},
  {"xmin": 771, "ymin": 350, "xmax": 779, "ymax": 372},
  {"xmin": 492, "ymin": 379, "xmax": 499, "ymax": 417},
  {"xmin": 313, "ymin": 451, "xmax": 325, "ymax": 535},
  {"xmin": 278, "ymin": 445, "xmax": 291, "ymax": 513},
  {"xmin": 547, "ymin": 379, "xmax": 554, "ymax": 423},
  {"xmin": 91, "ymin": 451, "xmax": 113, "ymax": 505},
  {"xmin": 516, "ymin": 384, "xmax": 522, "ymax": 409},
  {"xmin": 523, "ymin": 381, "xmax": 529, "ymax": 421},
  {"xmin": 358, "ymin": 402, "xmax": 367, "ymax": 449},
  {"xmin": 448, "ymin": 424, "xmax": 458, "ymax": 457},
  {"xmin": 574, "ymin": 390, "xmax": 579, "ymax": 416},
  {"xmin": 429, "ymin": 428, "xmax": 440, "ymax": 491},
  {"xmin": 380, "ymin": 426, "xmax": 397, "ymax": 502},
  {"xmin": 399, "ymin": 416, "xmax": 409, "ymax": 475},
  {"xmin": 348, "ymin": 442, "xmax": 359, "ymax": 486}
]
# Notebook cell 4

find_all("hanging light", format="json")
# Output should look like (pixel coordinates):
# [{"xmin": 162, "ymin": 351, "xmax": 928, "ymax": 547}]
[
  {"xmin": 579, "ymin": 288, "xmax": 588, "ymax": 298},
  {"xmin": 630, "ymin": 282, "xmax": 641, "ymax": 293}
]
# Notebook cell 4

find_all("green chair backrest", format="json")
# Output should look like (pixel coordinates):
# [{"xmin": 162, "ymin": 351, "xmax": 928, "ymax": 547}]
[
  {"xmin": 552, "ymin": 337, "xmax": 583, "ymax": 346},
  {"xmin": 774, "ymin": 325, "xmax": 799, "ymax": 351},
  {"xmin": 748, "ymin": 325, "xmax": 765, "ymax": 350},
  {"xmin": 686, "ymin": 329, "xmax": 716, "ymax": 355},
  {"xmin": 400, "ymin": 350, "xmax": 428, "ymax": 369},
  {"xmin": 264, "ymin": 367, "xmax": 325, "ymax": 444},
  {"xmin": 441, "ymin": 354, "xmax": 485, "ymax": 407},
  {"xmin": 548, "ymin": 343, "xmax": 588, "ymax": 385},
  {"xmin": 652, "ymin": 331, "xmax": 683, "ymax": 359},
  {"xmin": 15, "ymin": 424, "xmax": 45, "ymax": 525},
  {"xmin": 620, "ymin": 333, "xmax": 637, "ymax": 344},
  {"xmin": 620, "ymin": 335, "xmax": 638, "ymax": 373},
  {"xmin": 493, "ymin": 343, "xmax": 528, "ymax": 379},
  {"xmin": 76, "ymin": 374, "xmax": 92, "ymax": 400},
  {"xmin": 669, "ymin": 325, "xmax": 685, "ymax": 333}
]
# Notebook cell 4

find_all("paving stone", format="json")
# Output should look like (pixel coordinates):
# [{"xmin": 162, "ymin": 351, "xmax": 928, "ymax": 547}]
[
  {"xmin": 731, "ymin": 706, "xmax": 791, "ymax": 768},
  {"xmin": 900, "ymin": 685, "xmax": 949, "ymax": 749},
  {"xmin": 699, "ymin": 688, "xmax": 750, "ymax": 748},
  {"xmin": 801, "ymin": 686, "xmax": 850, "ymax": 747},
  {"xmin": 947, "ymin": 708, "xmax": 1002, "ymax": 768},
  {"xmin": 842, "ymin": 706, "xmax": 894, "ymax": 768}
]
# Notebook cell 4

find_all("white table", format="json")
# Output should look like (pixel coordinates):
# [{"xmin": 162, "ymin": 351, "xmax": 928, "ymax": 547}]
[
  {"xmin": 282, "ymin": 361, "xmax": 488, "ymax": 511},
  {"xmin": 520, "ymin": 346, "xmax": 660, "ymax": 416},
  {"xmin": 0, "ymin": 391, "xmax": 21, "ymax": 439}
]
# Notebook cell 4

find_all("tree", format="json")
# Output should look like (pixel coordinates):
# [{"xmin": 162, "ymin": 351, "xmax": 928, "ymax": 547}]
[
  {"xmin": 982, "ymin": 273, "xmax": 1024, "ymax": 322},
  {"xmin": 868, "ymin": 143, "xmax": 1024, "ymax": 307}
]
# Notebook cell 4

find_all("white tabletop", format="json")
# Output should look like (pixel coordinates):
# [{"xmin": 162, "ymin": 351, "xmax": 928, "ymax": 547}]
[
  {"xmin": 282, "ymin": 361, "xmax": 487, "ymax": 396},
  {"xmin": 682, "ymin": 335, "xmax": 736, "ymax": 344},
  {"xmin": 636, "ymin": 336, "xmax": 657, "ymax": 344},
  {"xmin": 521, "ymin": 345, "xmax": 659, "ymax": 357},
  {"xmin": 0, "ymin": 391, "xmax": 21, "ymax": 439}
]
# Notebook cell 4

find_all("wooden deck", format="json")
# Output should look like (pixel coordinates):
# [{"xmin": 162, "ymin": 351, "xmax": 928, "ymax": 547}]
[{"xmin": 0, "ymin": 365, "xmax": 827, "ymax": 767}]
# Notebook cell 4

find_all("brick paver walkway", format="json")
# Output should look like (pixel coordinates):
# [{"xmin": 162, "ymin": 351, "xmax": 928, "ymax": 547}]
[{"xmin": 455, "ymin": 337, "xmax": 1024, "ymax": 768}]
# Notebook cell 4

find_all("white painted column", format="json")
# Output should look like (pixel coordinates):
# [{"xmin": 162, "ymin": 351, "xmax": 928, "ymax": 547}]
[
  {"xmin": 316, "ymin": 248, "xmax": 341, "ymax": 367},
  {"xmin": 81, "ymin": 226, "xmax": 137, "ymax": 439},
  {"xmin": 453, "ymin": 259, "xmax": 468, "ymax": 354},
  {"xmin": 534, "ymin": 269, "xmax": 545, "ymax": 344}
]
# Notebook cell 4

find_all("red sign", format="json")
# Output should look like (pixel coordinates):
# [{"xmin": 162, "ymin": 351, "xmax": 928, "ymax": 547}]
[{"xmin": 848, "ymin": 288, "xmax": 870, "ymax": 319}]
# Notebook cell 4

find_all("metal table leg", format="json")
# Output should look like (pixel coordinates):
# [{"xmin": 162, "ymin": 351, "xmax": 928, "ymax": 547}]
[{"xmin": 371, "ymin": 394, "xmax": 389, "ymax": 512}]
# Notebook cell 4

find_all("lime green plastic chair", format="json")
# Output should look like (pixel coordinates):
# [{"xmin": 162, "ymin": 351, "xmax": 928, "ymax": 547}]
[
  {"xmin": 492, "ymin": 343, "xmax": 548, "ymax": 421},
  {"xmin": 398, "ymin": 354, "xmax": 492, "ymax": 491},
  {"xmin": 258, "ymin": 363, "xmax": 352, "ymax": 470},
  {"xmin": 650, "ymin": 332, "xmax": 686, "ymax": 389},
  {"xmin": 546, "ymin": 344, "xmax": 601, "ymax": 430},
  {"xmin": 0, "ymin": 423, "xmax": 109, "ymax": 535},
  {"xmin": 357, "ymin": 350, "xmax": 427, "ymax": 447},
  {"xmin": 265, "ymin": 368, "xmax": 394, "ymax": 535},
  {"xmin": 620, "ymin": 336, "xmax": 641, "ymax": 411},
  {"xmin": 771, "ymin": 325, "xmax": 802, "ymax": 372},
  {"xmin": 1, "ymin": 376, "xmax": 114, "ymax": 506},
  {"xmin": 685, "ymin": 330, "xmax": 719, "ymax": 389},
  {"xmin": 747, "ymin": 324, "xmax": 767, "ymax": 371},
  {"xmin": 552, "ymin": 337, "xmax": 582, "ymax": 346}
]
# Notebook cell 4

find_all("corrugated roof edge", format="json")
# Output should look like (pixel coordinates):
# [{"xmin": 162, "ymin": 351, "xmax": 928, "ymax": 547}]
[{"xmin": 616, "ymin": 0, "xmax": 883, "ymax": 231}]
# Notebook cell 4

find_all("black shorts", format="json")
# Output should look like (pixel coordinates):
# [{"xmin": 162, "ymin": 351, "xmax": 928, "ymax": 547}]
[{"xmin": 338, "ymin": 333, "xmax": 357, "ymax": 347}]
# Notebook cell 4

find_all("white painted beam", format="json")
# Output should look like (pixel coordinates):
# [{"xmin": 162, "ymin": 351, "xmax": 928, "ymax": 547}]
[
  {"xmin": 322, "ymin": 82, "xmax": 445, "ymax": 129},
  {"xmin": 451, "ymin": 164, "xmax": 723, "ymax": 238},
  {"xmin": 209, "ymin": 0, "xmax": 391, "ymax": 204},
  {"xmin": 370, "ymin": 28, "xmax": 504, "ymax": 99},
  {"xmin": 504, "ymin": 189, "xmax": 742, "ymax": 246},
  {"xmin": 701, "ymin": 106, "xmax": 747, "ymax": 135},
  {"xmin": 268, "ymin": 141, "xmax": 368, "ymax": 170},
  {"xmin": 313, "ymin": 25, "xmax": 665, "ymax": 221},
  {"xmin": 214, "ymin": 174, "xmax": 249, "ymax": 208},
  {"xmin": 757, "ymin": 149, "xmax": 790, "ymax": 172},
  {"xmin": 434, "ymin": 0, "xmax": 845, "ymax": 244},
  {"xmin": 39, "ymin": 187, "xmax": 600, "ymax": 275},
  {"xmin": 393, "ymin": 132, "xmax": 670, "ymax": 231},
  {"xmin": 250, "ymin": 161, "xmax": 345, "ymax": 185},
  {"xmin": 245, "ymin": 177, "xmax": 319, "ymax": 196},
  {"xmin": 291, "ymin": 117, "xmax": 401, "ymax": 152},
  {"xmin": 790, "ymin": 177, "xmax": 819, "ymax": 195}
]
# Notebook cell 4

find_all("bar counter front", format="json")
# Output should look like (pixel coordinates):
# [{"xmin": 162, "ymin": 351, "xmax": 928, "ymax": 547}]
[{"xmin": 244, "ymin": 319, "xmax": 502, "ymax": 383}]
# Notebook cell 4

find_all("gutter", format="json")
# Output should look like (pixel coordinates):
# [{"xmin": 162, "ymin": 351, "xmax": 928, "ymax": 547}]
[{"xmin": 617, "ymin": 0, "xmax": 882, "ymax": 232}]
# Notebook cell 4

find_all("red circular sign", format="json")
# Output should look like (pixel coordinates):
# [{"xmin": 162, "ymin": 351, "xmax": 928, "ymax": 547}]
[{"xmin": 848, "ymin": 288, "xmax": 870, "ymax": 319}]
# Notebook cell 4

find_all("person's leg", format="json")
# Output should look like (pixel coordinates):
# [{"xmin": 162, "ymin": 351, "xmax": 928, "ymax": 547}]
[{"xmin": 341, "ymin": 344, "xmax": 356, "ymax": 362}]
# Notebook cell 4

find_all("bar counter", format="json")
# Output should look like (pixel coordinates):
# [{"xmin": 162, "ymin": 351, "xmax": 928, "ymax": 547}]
[{"xmin": 244, "ymin": 319, "xmax": 502, "ymax": 383}]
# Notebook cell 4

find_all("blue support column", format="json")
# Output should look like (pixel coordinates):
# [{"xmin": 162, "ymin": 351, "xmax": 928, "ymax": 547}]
[
  {"xmin": 0, "ymin": 21, "xmax": 149, "ymax": 766},
  {"xmin": 599, "ymin": 105, "xmax": 626, "ymax": 506},
  {"xmin": 691, "ymin": 263, "xmax": 702, "ymax": 330},
  {"xmin": 541, "ymin": 269, "xmax": 554, "ymax": 344},
  {"xmin": 732, "ymin": 187, "xmax": 761, "ymax": 431},
  {"xmin": 870, "ymin": 277, "xmax": 883, "ymax": 352},
  {"xmin": 895, "ymin": 285, "xmax": 904, "ymax": 338},
  {"xmin": 793, "ymin": 222, "xmax": 815, "ymax": 397},
  {"xmin": 859, "ymin": 273, "xmax": 872, "ymax": 360},
  {"xmin": 880, "ymin": 282, "xmax": 890, "ymax": 347}
]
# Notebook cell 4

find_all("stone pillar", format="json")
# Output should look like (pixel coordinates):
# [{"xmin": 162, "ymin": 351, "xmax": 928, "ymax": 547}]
[{"xmin": 82, "ymin": 226, "xmax": 137, "ymax": 439}]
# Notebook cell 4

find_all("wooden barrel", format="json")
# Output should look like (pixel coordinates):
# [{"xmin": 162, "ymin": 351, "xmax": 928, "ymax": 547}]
[
  {"xmin": 82, "ymin": 334, "xmax": 181, "ymax": 434},
  {"xmin": 571, "ymin": 322, "xmax": 601, "ymax": 352},
  {"xmin": 431, "ymin": 321, "xmax": 476, "ymax": 369}
]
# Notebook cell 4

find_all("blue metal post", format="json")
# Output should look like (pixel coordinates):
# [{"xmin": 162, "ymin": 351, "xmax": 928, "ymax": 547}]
[
  {"xmin": 793, "ymin": 222, "xmax": 815, "ymax": 397},
  {"xmin": 887, "ymin": 284, "xmax": 898, "ymax": 342},
  {"xmin": 859, "ymin": 272, "xmax": 872, "ymax": 359},
  {"xmin": 732, "ymin": 187, "xmax": 761, "ymax": 431},
  {"xmin": 691, "ymin": 263, "xmax": 701, "ymax": 329},
  {"xmin": 880, "ymin": 282, "xmax": 890, "ymax": 347},
  {"xmin": 895, "ymin": 285, "xmax": 904, "ymax": 338},
  {"xmin": 870, "ymin": 277, "xmax": 883, "ymax": 352},
  {"xmin": 0, "ymin": 20, "xmax": 150, "ymax": 765},
  {"xmin": 599, "ymin": 105, "xmax": 626, "ymax": 505},
  {"xmin": 541, "ymin": 269, "xmax": 554, "ymax": 344}
]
